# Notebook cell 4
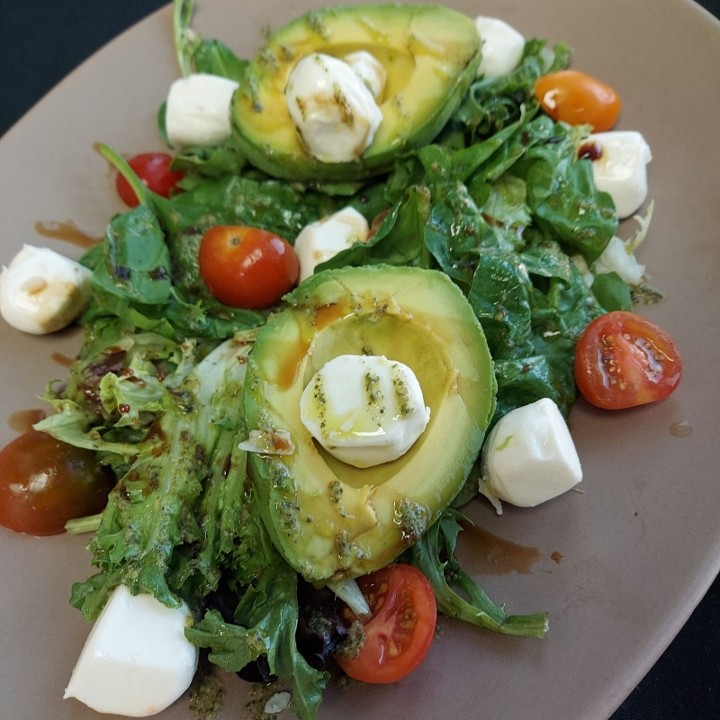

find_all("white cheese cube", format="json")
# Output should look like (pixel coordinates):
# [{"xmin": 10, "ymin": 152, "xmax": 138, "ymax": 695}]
[
  {"xmin": 64, "ymin": 585, "xmax": 198, "ymax": 717},
  {"xmin": 300, "ymin": 354, "xmax": 430, "ymax": 468},
  {"xmin": 0, "ymin": 245, "xmax": 92, "ymax": 334},
  {"xmin": 583, "ymin": 131, "xmax": 652, "ymax": 219},
  {"xmin": 166, "ymin": 73, "xmax": 239, "ymax": 149},
  {"xmin": 479, "ymin": 398, "xmax": 582, "ymax": 513},
  {"xmin": 294, "ymin": 206, "xmax": 369, "ymax": 282},
  {"xmin": 285, "ymin": 53, "xmax": 383, "ymax": 163},
  {"xmin": 474, "ymin": 17, "xmax": 525, "ymax": 78}
]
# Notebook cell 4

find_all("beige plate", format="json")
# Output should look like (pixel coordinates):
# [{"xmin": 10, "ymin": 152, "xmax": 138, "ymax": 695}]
[{"xmin": 1, "ymin": 1, "xmax": 719, "ymax": 718}]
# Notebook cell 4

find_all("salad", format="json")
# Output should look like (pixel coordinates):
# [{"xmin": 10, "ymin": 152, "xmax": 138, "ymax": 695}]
[{"xmin": 0, "ymin": 1, "xmax": 683, "ymax": 719}]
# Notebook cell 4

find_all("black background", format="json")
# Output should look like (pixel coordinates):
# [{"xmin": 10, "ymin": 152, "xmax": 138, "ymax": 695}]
[{"xmin": 1, "ymin": 1, "xmax": 719, "ymax": 718}]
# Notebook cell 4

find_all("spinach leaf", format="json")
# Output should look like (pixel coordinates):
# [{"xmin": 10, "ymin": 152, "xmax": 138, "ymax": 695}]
[
  {"xmin": 592, "ymin": 271, "xmax": 633, "ymax": 311},
  {"xmin": 514, "ymin": 130, "xmax": 618, "ymax": 263},
  {"xmin": 467, "ymin": 251, "xmax": 534, "ymax": 356},
  {"xmin": 81, "ymin": 205, "xmax": 177, "ymax": 337},
  {"xmin": 452, "ymin": 39, "xmax": 571, "ymax": 140},
  {"xmin": 81, "ymin": 202, "xmax": 265, "ymax": 341}
]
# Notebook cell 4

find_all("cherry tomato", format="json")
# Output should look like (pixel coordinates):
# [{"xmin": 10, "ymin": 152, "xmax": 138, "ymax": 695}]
[
  {"xmin": 0, "ymin": 430, "xmax": 114, "ymax": 536},
  {"xmin": 199, "ymin": 225, "xmax": 300, "ymax": 309},
  {"xmin": 534, "ymin": 70, "xmax": 621, "ymax": 131},
  {"xmin": 574, "ymin": 311, "xmax": 682, "ymax": 410},
  {"xmin": 335, "ymin": 564, "xmax": 437, "ymax": 684},
  {"xmin": 116, "ymin": 152, "xmax": 185, "ymax": 207}
]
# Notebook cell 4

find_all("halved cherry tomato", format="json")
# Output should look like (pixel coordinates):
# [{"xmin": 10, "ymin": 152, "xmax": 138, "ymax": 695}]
[
  {"xmin": 335, "ymin": 564, "xmax": 437, "ymax": 684},
  {"xmin": 534, "ymin": 70, "xmax": 621, "ymax": 131},
  {"xmin": 116, "ymin": 152, "xmax": 185, "ymax": 207},
  {"xmin": 199, "ymin": 225, "xmax": 300, "ymax": 309},
  {"xmin": 0, "ymin": 430, "xmax": 114, "ymax": 536},
  {"xmin": 574, "ymin": 311, "xmax": 682, "ymax": 410}
]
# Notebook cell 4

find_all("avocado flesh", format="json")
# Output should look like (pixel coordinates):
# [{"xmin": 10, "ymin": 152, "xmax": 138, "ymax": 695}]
[
  {"xmin": 244, "ymin": 266, "xmax": 496, "ymax": 583},
  {"xmin": 232, "ymin": 4, "xmax": 481, "ymax": 182}
]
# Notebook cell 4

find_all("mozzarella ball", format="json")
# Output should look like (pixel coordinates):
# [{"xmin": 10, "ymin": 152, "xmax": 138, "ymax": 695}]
[
  {"xmin": 294, "ymin": 206, "xmax": 369, "ymax": 282},
  {"xmin": 474, "ymin": 17, "xmax": 525, "ymax": 78},
  {"xmin": 64, "ymin": 585, "xmax": 198, "ymax": 717},
  {"xmin": 0, "ymin": 245, "xmax": 92, "ymax": 334},
  {"xmin": 583, "ymin": 131, "xmax": 652, "ymax": 219},
  {"xmin": 166, "ymin": 73, "xmax": 239, "ymax": 149},
  {"xmin": 285, "ymin": 53, "xmax": 383, "ymax": 163},
  {"xmin": 300, "ymin": 354, "xmax": 430, "ymax": 468},
  {"xmin": 480, "ymin": 398, "xmax": 582, "ymax": 513}
]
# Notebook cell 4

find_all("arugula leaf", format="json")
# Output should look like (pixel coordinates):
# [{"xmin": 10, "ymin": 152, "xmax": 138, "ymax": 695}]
[{"xmin": 410, "ymin": 509, "xmax": 548, "ymax": 638}]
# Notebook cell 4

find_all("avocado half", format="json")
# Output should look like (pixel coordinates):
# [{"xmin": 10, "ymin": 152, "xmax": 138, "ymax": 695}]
[
  {"xmin": 232, "ymin": 4, "xmax": 481, "ymax": 182},
  {"xmin": 244, "ymin": 266, "xmax": 496, "ymax": 583}
]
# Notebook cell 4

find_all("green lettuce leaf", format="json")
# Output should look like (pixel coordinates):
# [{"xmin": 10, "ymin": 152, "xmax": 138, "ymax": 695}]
[{"xmin": 68, "ymin": 335, "xmax": 254, "ymax": 616}]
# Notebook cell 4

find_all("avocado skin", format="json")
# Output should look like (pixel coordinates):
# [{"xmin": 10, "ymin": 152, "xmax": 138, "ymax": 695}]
[
  {"xmin": 244, "ymin": 265, "xmax": 496, "ymax": 583},
  {"xmin": 232, "ymin": 4, "xmax": 481, "ymax": 182}
]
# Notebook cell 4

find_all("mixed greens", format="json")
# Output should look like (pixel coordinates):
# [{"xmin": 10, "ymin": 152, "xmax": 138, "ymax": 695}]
[{"xmin": 32, "ymin": 1, "xmax": 646, "ymax": 718}]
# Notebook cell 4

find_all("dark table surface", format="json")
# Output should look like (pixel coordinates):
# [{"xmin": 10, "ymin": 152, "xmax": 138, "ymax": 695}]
[{"xmin": 1, "ymin": 1, "xmax": 719, "ymax": 718}]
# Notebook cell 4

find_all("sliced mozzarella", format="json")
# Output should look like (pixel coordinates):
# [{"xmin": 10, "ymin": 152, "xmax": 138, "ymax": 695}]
[
  {"xmin": 593, "ymin": 235, "xmax": 646, "ymax": 285},
  {"xmin": 583, "ymin": 131, "xmax": 652, "ymax": 219},
  {"xmin": 300, "ymin": 354, "xmax": 430, "ymax": 468},
  {"xmin": 64, "ymin": 585, "xmax": 198, "ymax": 717},
  {"xmin": 165, "ymin": 73, "xmax": 239, "ymax": 149},
  {"xmin": 474, "ymin": 17, "xmax": 525, "ymax": 78},
  {"xmin": 294, "ymin": 206, "xmax": 369, "ymax": 282},
  {"xmin": 479, "ymin": 398, "xmax": 582, "ymax": 514},
  {"xmin": 342, "ymin": 51, "xmax": 387, "ymax": 101},
  {"xmin": 285, "ymin": 53, "xmax": 383, "ymax": 163},
  {"xmin": 0, "ymin": 245, "xmax": 92, "ymax": 334}
]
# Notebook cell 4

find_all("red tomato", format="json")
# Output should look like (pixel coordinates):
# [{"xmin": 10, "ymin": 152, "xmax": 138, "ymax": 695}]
[
  {"xmin": 534, "ymin": 70, "xmax": 621, "ymax": 131},
  {"xmin": 199, "ymin": 225, "xmax": 300, "ymax": 309},
  {"xmin": 0, "ymin": 430, "xmax": 114, "ymax": 536},
  {"xmin": 335, "ymin": 564, "xmax": 437, "ymax": 684},
  {"xmin": 116, "ymin": 152, "xmax": 185, "ymax": 207},
  {"xmin": 574, "ymin": 311, "xmax": 682, "ymax": 410}
]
